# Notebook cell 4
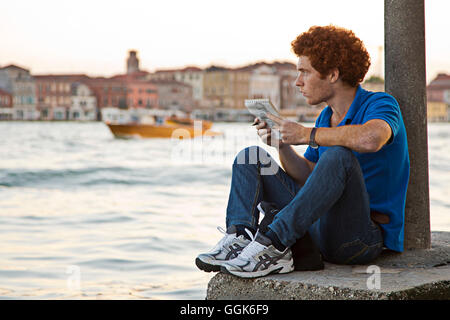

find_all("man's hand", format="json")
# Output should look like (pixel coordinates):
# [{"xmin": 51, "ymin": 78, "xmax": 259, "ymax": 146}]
[
  {"xmin": 254, "ymin": 118, "xmax": 284, "ymax": 148},
  {"xmin": 266, "ymin": 114, "xmax": 312, "ymax": 145}
]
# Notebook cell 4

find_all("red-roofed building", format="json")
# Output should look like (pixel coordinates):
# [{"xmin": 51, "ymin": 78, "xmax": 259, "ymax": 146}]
[
  {"xmin": 85, "ymin": 76, "xmax": 159, "ymax": 116},
  {"xmin": 126, "ymin": 80, "xmax": 158, "ymax": 109},
  {"xmin": 427, "ymin": 73, "xmax": 450, "ymax": 122},
  {"xmin": 84, "ymin": 77, "xmax": 128, "ymax": 110},
  {"xmin": 0, "ymin": 88, "xmax": 13, "ymax": 120},
  {"xmin": 427, "ymin": 73, "xmax": 450, "ymax": 103},
  {"xmin": 34, "ymin": 74, "xmax": 90, "ymax": 120},
  {"xmin": 148, "ymin": 79, "xmax": 193, "ymax": 111},
  {"xmin": 0, "ymin": 64, "xmax": 38, "ymax": 120},
  {"xmin": 147, "ymin": 66, "xmax": 201, "ymax": 106},
  {"xmin": 0, "ymin": 88, "xmax": 12, "ymax": 108}
]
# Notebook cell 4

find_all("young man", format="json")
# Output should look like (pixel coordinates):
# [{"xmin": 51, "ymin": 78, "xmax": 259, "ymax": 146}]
[{"xmin": 196, "ymin": 25, "xmax": 410, "ymax": 278}]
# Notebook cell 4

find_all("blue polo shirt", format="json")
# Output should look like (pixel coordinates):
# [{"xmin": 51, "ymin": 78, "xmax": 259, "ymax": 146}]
[{"xmin": 304, "ymin": 85, "xmax": 410, "ymax": 252}]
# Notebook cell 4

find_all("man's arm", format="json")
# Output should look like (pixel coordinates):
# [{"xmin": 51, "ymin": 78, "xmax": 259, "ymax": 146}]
[
  {"xmin": 278, "ymin": 144, "xmax": 315, "ymax": 187},
  {"xmin": 266, "ymin": 114, "xmax": 392, "ymax": 154},
  {"xmin": 313, "ymin": 119, "xmax": 392, "ymax": 153},
  {"xmin": 254, "ymin": 117, "xmax": 315, "ymax": 186}
]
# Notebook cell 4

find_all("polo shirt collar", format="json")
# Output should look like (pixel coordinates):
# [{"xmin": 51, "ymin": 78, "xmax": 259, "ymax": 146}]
[{"xmin": 340, "ymin": 85, "xmax": 364, "ymax": 126}]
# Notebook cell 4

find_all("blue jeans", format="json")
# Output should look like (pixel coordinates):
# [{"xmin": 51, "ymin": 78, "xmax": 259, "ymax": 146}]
[{"xmin": 226, "ymin": 145, "xmax": 383, "ymax": 265}]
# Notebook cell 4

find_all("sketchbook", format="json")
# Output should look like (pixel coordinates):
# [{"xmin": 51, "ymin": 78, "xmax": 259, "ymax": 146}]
[{"xmin": 244, "ymin": 99, "xmax": 280, "ymax": 129}]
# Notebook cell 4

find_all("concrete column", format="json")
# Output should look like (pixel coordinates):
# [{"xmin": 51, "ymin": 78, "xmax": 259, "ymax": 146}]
[{"xmin": 385, "ymin": 0, "xmax": 431, "ymax": 249}]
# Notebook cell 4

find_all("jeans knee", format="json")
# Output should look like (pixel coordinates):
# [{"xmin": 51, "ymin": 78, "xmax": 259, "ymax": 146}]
[{"xmin": 321, "ymin": 146, "xmax": 355, "ymax": 164}]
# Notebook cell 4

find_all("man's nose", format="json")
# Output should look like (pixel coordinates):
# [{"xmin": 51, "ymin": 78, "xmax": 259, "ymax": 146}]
[{"xmin": 295, "ymin": 75, "xmax": 303, "ymax": 87}]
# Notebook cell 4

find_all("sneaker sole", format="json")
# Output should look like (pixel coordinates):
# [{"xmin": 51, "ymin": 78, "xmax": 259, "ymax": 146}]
[
  {"xmin": 195, "ymin": 257, "xmax": 222, "ymax": 273},
  {"xmin": 220, "ymin": 262, "xmax": 294, "ymax": 279}
]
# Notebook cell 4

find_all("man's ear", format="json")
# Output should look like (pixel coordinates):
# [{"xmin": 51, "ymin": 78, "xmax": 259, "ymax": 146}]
[{"xmin": 329, "ymin": 68, "xmax": 340, "ymax": 83}]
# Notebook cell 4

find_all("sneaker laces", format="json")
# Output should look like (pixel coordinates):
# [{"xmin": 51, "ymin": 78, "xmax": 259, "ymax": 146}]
[
  {"xmin": 237, "ymin": 228, "xmax": 266, "ymax": 260},
  {"xmin": 212, "ymin": 226, "xmax": 237, "ymax": 251}
]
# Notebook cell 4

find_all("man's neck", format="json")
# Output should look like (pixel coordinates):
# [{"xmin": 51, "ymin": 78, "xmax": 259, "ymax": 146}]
[{"xmin": 327, "ymin": 85, "xmax": 358, "ymax": 120}]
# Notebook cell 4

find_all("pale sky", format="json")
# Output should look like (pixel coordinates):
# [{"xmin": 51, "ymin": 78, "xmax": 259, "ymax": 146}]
[{"xmin": 1, "ymin": 0, "xmax": 448, "ymax": 83}]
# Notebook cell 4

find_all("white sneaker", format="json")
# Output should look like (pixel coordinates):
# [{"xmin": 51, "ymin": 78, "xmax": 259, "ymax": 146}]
[
  {"xmin": 220, "ymin": 229, "xmax": 294, "ymax": 278},
  {"xmin": 195, "ymin": 226, "xmax": 252, "ymax": 272}
]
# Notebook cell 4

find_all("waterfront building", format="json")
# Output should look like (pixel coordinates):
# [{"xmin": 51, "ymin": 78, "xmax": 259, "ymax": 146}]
[
  {"xmin": 427, "ymin": 73, "xmax": 450, "ymax": 103},
  {"xmin": 202, "ymin": 66, "xmax": 251, "ymax": 109},
  {"xmin": 203, "ymin": 66, "xmax": 233, "ymax": 109},
  {"xmin": 0, "ymin": 88, "xmax": 13, "ymax": 120},
  {"xmin": 427, "ymin": 101, "xmax": 448, "ymax": 122},
  {"xmin": 149, "ymin": 79, "xmax": 193, "ymax": 112},
  {"xmin": 126, "ymin": 80, "xmax": 158, "ymax": 109},
  {"xmin": 271, "ymin": 61, "xmax": 307, "ymax": 110},
  {"xmin": 0, "ymin": 88, "xmax": 13, "ymax": 108},
  {"xmin": 69, "ymin": 82, "xmax": 98, "ymax": 121},
  {"xmin": 175, "ymin": 67, "xmax": 203, "ymax": 106},
  {"xmin": 0, "ymin": 64, "xmax": 38, "ymax": 120},
  {"xmin": 147, "ymin": 67, "xmax": 203, "ymax": 107},
  {"xmin": 426, "ymin": 73, "xmax": 450, "ymax": 122},
  {"xmin": 35, "ymin": 74, "xmax": 89, "ymax": 120},
  {"xmin": 231, "ymin": 68, "xmax": 251, "ymax": 110},
  {"xmin": 147, "ymin": 69, "xmax": 177, "ymax": 81},
  {"xmin": 248, "ymin": 64, "xmax": 281, "ymax": 108},
  {"xmin": 85, "ymin": 77, "xmax": 128, "ymax": 111}
]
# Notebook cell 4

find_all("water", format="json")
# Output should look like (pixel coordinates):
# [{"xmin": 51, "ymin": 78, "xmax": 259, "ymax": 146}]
[{"xmin": 0, "ymin": 121, "xmax": 449, "ymax": 299}]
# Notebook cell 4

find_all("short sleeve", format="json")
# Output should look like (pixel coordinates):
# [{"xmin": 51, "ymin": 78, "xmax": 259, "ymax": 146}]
[
  {"xmin": 304, "ymin": 146, "xmax": 319, "ymax": 163},
  {"xmin": 363, "ymin": 93, "xmax": 401, "ymax": 140}
]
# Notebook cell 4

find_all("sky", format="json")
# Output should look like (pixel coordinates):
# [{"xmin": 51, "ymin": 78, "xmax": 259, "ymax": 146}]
[{"xmin": 1, "ymin": 0, "xmax": 449, "ymax": 83}]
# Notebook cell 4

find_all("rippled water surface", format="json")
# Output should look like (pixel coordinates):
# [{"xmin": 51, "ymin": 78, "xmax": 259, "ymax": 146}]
[{"xmin": 0, "ymin": 121, "xmax": 448, "ymax": 299}]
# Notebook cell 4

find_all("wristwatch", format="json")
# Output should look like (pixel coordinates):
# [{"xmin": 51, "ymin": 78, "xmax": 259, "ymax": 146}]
[{"xmin": 309, "ymin": 127, "xmax": 319, "ymax": 149}]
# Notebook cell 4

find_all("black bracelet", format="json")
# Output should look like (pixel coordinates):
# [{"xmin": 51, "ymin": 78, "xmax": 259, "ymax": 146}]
[{"xmin": 309, "ymin": 127, "xmax": 319, "ymax": 149}]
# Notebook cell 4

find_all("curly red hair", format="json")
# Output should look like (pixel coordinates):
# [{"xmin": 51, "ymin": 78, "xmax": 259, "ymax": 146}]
[{"xmin": 291, "ymin": 25, "xmax": 371, "ymax": 87}]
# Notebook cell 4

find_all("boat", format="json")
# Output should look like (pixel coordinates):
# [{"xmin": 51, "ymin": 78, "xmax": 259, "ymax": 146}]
[{"xmin": 105, "ymin": 116, "xmax": 220, "ymax": 139}]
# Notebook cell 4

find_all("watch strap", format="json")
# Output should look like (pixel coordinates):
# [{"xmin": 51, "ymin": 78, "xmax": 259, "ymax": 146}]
[{"xmin": 309, "ymin": 127, "xmax": 318, "ymax": 148}]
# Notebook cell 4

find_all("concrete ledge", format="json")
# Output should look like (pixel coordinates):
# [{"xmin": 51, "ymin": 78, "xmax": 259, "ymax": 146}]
[{"xmin": 206, "ymin": 231, "xmax": 450, "ymax": 300}]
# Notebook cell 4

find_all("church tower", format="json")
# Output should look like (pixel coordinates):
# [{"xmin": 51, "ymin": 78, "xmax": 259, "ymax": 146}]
[{"xmin": 126, "ymin": 50, "xmax": 140, "ymax": 74}]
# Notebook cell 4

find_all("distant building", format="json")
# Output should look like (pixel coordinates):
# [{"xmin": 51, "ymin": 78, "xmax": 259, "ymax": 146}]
[
  {"xmin": 0, "ymin": 88, "xmax": 13, "ymax": 120},
  {"xmin": 69, "ymin": 82, "xmax": 97, "ymax": 121},
  {"xmin": 425, "ymin": 73, "xmax": 450, "ymax": 123},
  {"xmin": 0, "ymin": 88, "xmax": 12, "ymax": 108},
  {"xmin": 175, "ymin": 67, "xmax": 204, "ymax": 106},
  {"xmin": 147, "ymin": 67, "xmax": 203, "ymax": 107},
  {"xmin": 427, "ymin": 101, "xmax": 448, "ymax": 122},
  {"xmin": 0, "ymin": 64, "xmax": 38, "ymax": 120},
  {"xmin": 203, "ymin": 66, "xmax": 251, "ymax": 109},
  {"xmin": 85, "ymin": 73, "xmax": 161, "ymax": 119},
  {"xmin": 85, "ymin": 78, "xmax": 128, "ymax": 113},
  {"xmin": 35, "ymin": 74, "xmax": 89, "ymax": 120},
  {"xmin": 147, "ymin": 69, "xmax": 177, "ymax": 81},
  {"xmin": 231, "ymin": 69, "xmax": 251, "ymax": 110},
  {"xmin": 427, "ymin": 73, "xmax": 450, "ymax": 104},
  {"xmin": 248, "ymin": 64, "xmax": 280, "ymax": 108},
  {"xmin": 269, "ymin": 61, "xmax": 307, "ymax": 110},
  {"xmin": 203, "ymin": 66, "xmax": 232, "ymax": 109},
  {"xmin": 149, "ymin": 80, "xmax": 193, "ymax": 112},
  {"xmin": 126, "ymin": 80, "xmax": 158, "ymax": 109},
  {"xmin": 127, "ymin": 50, "xmax": 140, "ymax": 74}
]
